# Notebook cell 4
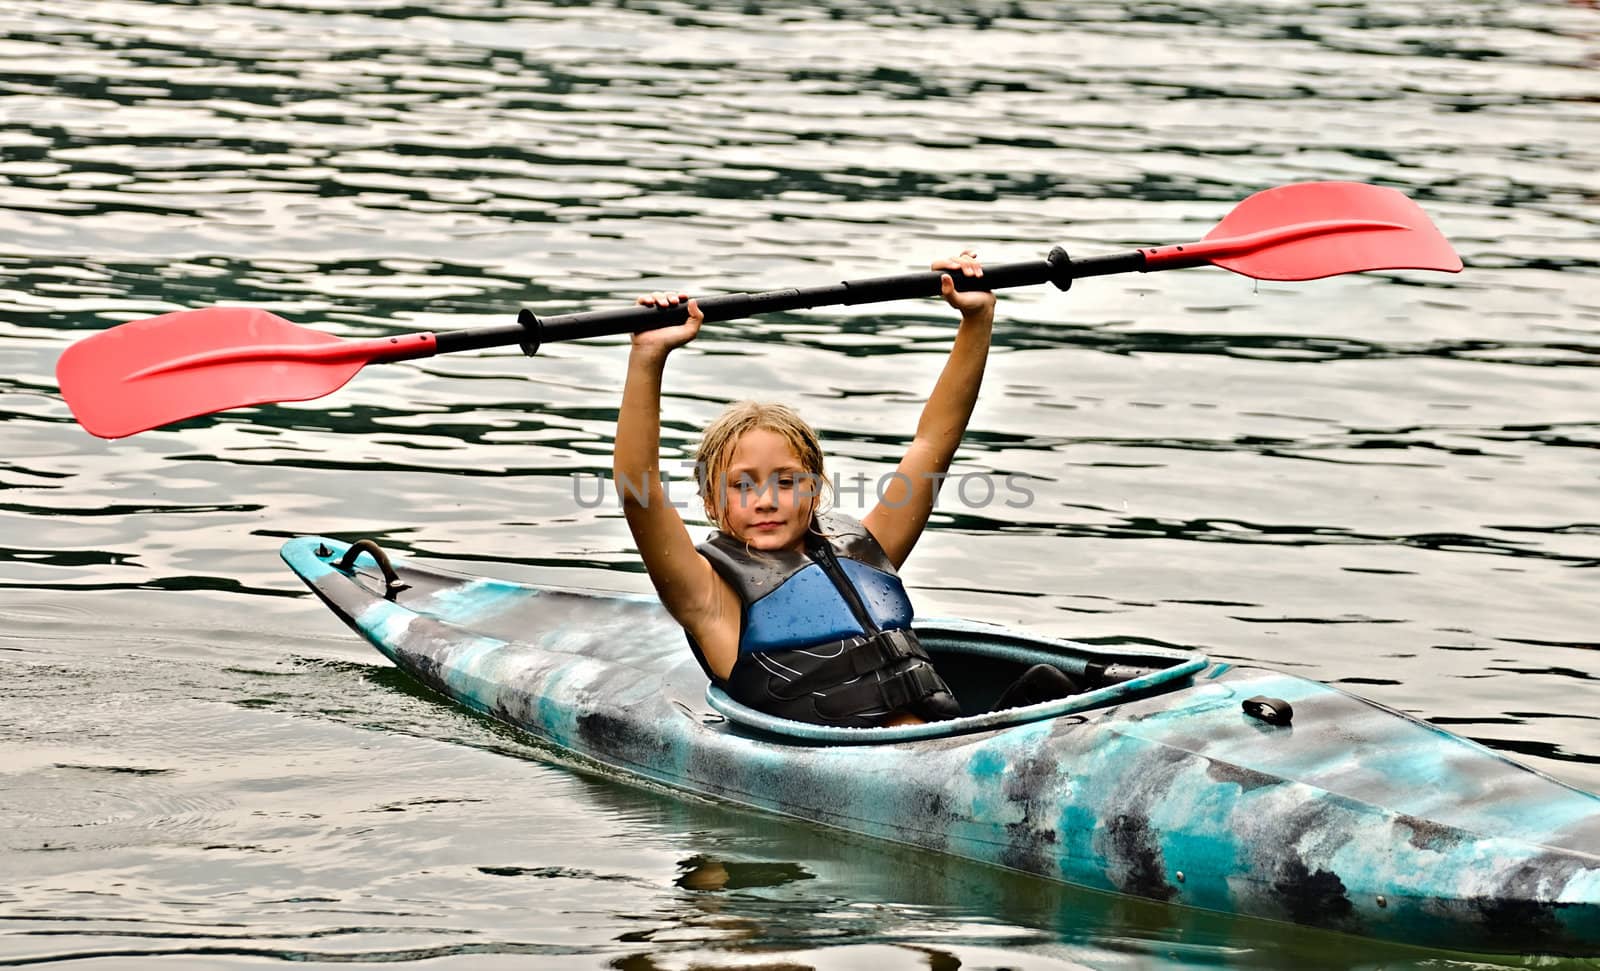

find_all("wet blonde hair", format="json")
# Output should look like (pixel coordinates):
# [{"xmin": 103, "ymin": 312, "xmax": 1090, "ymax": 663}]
[{"xmin": 695, "ymin": 401, "xmax": 827, "ymax": 531}]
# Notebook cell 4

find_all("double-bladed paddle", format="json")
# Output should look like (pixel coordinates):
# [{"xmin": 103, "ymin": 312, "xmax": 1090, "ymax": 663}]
[{"xmin": 57, "ymin": 181, "xmax": 1461, "ymax": 440}]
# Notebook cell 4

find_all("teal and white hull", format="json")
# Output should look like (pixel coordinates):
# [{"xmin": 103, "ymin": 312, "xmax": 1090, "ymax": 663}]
[{"xmin": 283, "ymin": 536, "xmax": 1600, "ymax": 955}]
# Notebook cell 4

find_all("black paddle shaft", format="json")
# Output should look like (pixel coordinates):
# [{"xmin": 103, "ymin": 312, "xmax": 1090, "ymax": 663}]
[{"xmin": 431, "ymin": 246, "xmax": 1148, "ymax": 355}]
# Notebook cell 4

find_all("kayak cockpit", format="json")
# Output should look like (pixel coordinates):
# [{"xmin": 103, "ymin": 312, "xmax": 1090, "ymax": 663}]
[{"xmin": 706, "ymin": 618, "xmax": 1211, "ymax": 744}]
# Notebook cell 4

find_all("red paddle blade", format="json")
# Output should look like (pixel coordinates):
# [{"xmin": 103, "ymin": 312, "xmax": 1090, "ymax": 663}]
[
  {"xmin": 1142, "ymin": 182, "xmax": 1463, "ymax": 281},
  {"xmin": 56, "ymin": 308, "xmax": 432, "ymax": 439}
]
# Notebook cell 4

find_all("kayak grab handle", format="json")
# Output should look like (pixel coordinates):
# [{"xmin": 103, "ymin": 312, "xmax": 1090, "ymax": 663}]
[
  {"xmin": 1242, "ymin": 696, "xmax": 1294, "ymax": 726},
  {"xmin": 333, "ymin": 538, "xmax": 411, "ymax": 599}
]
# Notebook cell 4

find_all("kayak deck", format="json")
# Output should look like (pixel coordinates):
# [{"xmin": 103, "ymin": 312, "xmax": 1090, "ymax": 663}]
[{"xmin": 283, "ymin": 536, "xmax": 1600, "ymax": 955}]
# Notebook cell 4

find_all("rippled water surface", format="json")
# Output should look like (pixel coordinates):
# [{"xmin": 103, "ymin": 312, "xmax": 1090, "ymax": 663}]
[{"xmin": 3, "ymin": 0, "xmax": 1598, "ymax": 967}]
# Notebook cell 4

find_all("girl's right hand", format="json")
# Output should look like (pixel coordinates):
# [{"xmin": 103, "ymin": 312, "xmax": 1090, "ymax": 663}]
[{"xmin": 633, "ymin": 291, "xmax": 704, "ymax": 355}]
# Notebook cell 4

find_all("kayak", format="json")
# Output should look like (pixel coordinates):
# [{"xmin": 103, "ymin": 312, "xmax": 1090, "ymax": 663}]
[{"xmin": 282, "ymin": 535, "xmax": 1600, "ymax": 955}]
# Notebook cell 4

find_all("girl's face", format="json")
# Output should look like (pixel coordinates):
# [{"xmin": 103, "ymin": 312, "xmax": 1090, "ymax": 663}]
[{"xmin": 717, "ymin": 428, "xmax": 820, "ymax": 552}]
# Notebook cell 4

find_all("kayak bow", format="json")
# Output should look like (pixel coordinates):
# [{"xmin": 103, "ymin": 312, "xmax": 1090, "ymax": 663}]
[{"xmin": 283, "ymin": 536, "xmax": 1600, "ymax": 955}]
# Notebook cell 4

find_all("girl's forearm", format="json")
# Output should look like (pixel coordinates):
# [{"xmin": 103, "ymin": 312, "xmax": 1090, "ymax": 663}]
[
  {"xmin": 913, "ymin": 307, "xmax": 994, "ymax": 463},
  {"xmin": 614, "ymin": 347, "xmax": 670, "ymax": 505}
]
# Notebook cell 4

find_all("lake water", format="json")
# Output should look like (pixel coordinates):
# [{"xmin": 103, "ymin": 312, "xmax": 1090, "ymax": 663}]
[{"xmin": 2, "ymin": 0, "xmax": 1598, "ymax": 967}]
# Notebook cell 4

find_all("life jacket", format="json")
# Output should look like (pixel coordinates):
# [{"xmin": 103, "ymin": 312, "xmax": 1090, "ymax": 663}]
[{"xmin": 689, "ymin": 512, "xmax": 961, "ymax": 728}]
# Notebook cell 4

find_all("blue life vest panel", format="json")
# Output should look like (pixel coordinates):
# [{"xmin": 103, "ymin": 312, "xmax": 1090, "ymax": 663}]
[{"xmin": 741, "ymin": 559, "xmax": 914, "ymax": 653}]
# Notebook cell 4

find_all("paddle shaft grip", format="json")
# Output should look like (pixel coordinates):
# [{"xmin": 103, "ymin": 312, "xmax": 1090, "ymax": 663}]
[{"xmin": 431, "ymin": 248, "xmax": 1148, "ymax": 354}]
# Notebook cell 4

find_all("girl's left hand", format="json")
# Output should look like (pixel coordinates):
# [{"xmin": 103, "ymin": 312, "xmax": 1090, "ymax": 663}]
[{"xmin": 932, "ymin": 249, "xmax": 995, "ymax": 317}]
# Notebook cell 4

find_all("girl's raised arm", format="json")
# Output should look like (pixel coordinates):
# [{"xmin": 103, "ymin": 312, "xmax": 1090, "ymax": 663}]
[
  {"xmin": 863, "ymin": 252, "xmax": 996, "ymax": 568},
  {"xmin": 614, "ymin": 295, "xmax": 732, "ymax": 654}
]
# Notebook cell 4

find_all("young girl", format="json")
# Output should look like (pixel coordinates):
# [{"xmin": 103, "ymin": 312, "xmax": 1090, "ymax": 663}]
[{"xmin": 614, "ymin": 252, "xmax": 1072, "ymax": 728}]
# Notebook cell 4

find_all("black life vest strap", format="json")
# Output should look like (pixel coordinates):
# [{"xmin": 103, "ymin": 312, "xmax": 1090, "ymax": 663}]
[
  {"xmin": 838, "ymin": 656, "xmax": 944, "ymax": 715},
  {"xmin": 858, "ymin": 627, "xmax": 922, "ymax": 671},
  {"xmin": 727, "ymin": 626, "xmax": 957, "ymax": 726},
  {"xmin": 779, "ymin": 627, "xmax": 928, "ymax": 695}
]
